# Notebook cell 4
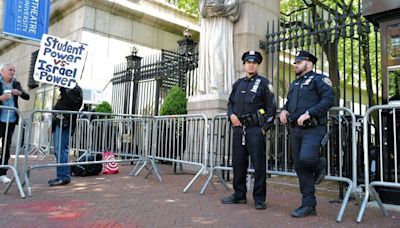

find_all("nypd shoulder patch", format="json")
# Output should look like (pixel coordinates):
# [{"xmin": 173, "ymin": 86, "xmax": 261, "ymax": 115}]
[
  {"xmin": 322, "ymin": 77, "xmax": 332, "ymax": 87},
  {"xmin": 267, "ymin": 83, "xmax": 274, "ymax": 93}
]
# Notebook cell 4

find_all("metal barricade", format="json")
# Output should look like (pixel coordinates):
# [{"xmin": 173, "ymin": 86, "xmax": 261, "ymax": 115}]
[
  {"xmin": 200, "ymin": 114, "xmax": 232, "ymax": 194},
  {"xmin": 89, "ymin": 116, "xmax": 158, "ymax": 179},
  {"xmin": 201, "ymin": 113, "xmax": 281, "ymax": 195},
  {"xmin": 201, "ymin": 107, "xmax": 357, "ymax": 222},
  {"xmin": 23, "ymin": 110, "xmax": 160, "ymax": 196},
  {"xmin": 0, "ymin": 106, "xmax": 26, "ymax": 198},
  {"xmin": 27, "ymin": 117, "xmax": 53, "ymax": 160},
  {"xmin": 152, "ymin": 114, "xmax": 208, "ymax": 192},
  {"xmin": 323, "ymin": 107, "xmax": 357, "ymax": 222},
  {"xmin": 70, "ymin": 118, "xmax": 90, "ymax": 156},
  {"xmin": 357, "ymin": 104, "xmax": 400, "ymax": 222}
]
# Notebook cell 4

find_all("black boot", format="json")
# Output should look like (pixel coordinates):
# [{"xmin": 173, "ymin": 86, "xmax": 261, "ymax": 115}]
[
  {"xmin": 221, "ymin": 195, "xmax": 247, "ymax": 204},
  {"xmin": 291, "ymin": 206, "xmax": 317, "ymax": 217}
]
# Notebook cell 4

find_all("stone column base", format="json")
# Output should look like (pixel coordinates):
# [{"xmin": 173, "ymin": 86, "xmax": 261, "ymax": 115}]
[{"xmin": 187, "ymin": 93, "xmax": 229, "ymax": 118}]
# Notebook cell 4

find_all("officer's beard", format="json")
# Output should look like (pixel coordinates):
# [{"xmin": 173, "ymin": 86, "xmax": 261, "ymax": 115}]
[{"xmin": 295, "ymin": 65, "xmax": 307, "ymax": 76}]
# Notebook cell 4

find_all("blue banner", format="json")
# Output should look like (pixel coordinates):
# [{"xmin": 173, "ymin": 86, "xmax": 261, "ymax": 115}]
[{"xmin": 2, "ymin": 0, "xmax": 50, "ymax": 41}]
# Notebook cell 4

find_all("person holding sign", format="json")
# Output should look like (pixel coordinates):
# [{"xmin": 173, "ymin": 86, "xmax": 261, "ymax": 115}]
[
  {"xmin": 33, "ymin": 34, "xmax": 88, "ymax": 89},
  {"xmin": 31, "ymin": 34, "xmax": 85, "ymax": 185},
  {"xmin": 0, "ymin": 63, "xmax": 30, "ymax": 183},
  {"xmin": 48, "ymin": 84, "xmax": 83, "ymax": 186}
]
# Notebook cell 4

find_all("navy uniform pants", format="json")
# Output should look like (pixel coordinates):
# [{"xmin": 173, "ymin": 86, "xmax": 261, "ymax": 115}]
[
  {"xmin": 232, "ymin": 126, "xmax": 266, "ymax": 202},
  {"xmin": 290, "ymin": 125, "xmax": 325, "ymax": 207}
]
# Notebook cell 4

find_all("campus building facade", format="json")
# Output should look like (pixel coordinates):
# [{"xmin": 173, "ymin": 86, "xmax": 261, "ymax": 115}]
[{"xmin": 0, "ymin": 0, "xmax": 199, "ymax": 115}]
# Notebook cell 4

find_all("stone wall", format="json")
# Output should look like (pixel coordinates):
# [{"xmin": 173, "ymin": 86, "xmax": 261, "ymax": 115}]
[
  {"xmin": 234, "ymin": 0, "xmax": 280, "ymax": 79},
  {"xmin": 0, "ymin": 0, "xmax": 199, "ymax": 113}
]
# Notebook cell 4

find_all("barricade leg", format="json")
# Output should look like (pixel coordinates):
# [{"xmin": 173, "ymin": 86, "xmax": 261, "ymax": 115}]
[
  {"xmin": 200, "ymin": 169, "xmax": 229, "ymax": 194},
  {"xmin": 182, "ymin": 165, "xmax": 206, "ymax": 193},
  {"xmin": 136, "ymin": 161, "xmax": 149, "ymax": 175},
  {"xmin": 128, "ymin": 160, "xmax": 145, "ymax": 176},
  {"xmin": 335, "ymin": 179, "xmax": 353, "ymax": 222},
  {"xmin": 146, "ymin": 159, "xmax": 163, "ymax": 183},
  {"xmin": 356, "ymin": 191, "xmax": 370, "ymax": 223},
  {"xmin": 200, "ymin": 168, "xmax": 214, "ymax": 194},
  {"xmin": 3, "ymin": 166, "xmax": 25, "ymax": 198},
  {"xmin": 370, "ymin": 183, "xmax": 389, "ymax": 216},
  {"xmin": 138, "ymin": 158, "xmax": 163, "ymax": 183},
  {"xmin": 23, "ymin": 166, "xmax": 36, "ymax": 197}
]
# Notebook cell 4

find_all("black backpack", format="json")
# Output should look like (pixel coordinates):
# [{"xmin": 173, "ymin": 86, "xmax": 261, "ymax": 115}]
[{"xmin": 71, "ymin": 154, "xmax": 103, "ymax": 177}]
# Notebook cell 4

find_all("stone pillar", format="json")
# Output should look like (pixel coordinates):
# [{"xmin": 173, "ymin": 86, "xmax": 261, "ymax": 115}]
[
  {"xmin": 234, "ymin": 0, "xmax": 280, "ymax": 78},
  {"xmin": 188, "ymin": 0, "xmax": 280, "ymax": 118},
  {"xmin": 187, "ymin": 92, "xmax": 230, "ymax": 117}
]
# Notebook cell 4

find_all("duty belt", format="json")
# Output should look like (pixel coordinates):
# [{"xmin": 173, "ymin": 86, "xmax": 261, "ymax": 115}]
[
  {"xmin": 238, "ymin": 113, "xmax": 260, "ymax": 127},
  {"xmin": 290, "ymin": 117, "xmax": 322, "ymax": 129}
]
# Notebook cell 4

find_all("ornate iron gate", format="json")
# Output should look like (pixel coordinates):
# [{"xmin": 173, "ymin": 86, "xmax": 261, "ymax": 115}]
[
  {"xmin": 111, "ymin": 36, "xmax": 198, "ymax": 115},
  {"xmin": 260, "ymin": 1, "xmax": 381, "ymax": 115}
]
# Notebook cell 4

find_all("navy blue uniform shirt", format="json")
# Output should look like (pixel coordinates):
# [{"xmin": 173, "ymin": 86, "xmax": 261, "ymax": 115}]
[
  {"xmin": 228, "ymin": 74, "xmax": 276, "ymax": 130},
  {"xmin": 282, "ymin": 71, "xmax": 334, "ymax": 121}
]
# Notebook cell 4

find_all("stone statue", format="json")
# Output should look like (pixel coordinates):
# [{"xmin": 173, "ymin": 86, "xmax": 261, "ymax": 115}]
[{"xmin": 198, "ymin": 0, "xmax": 240, "ymax": 95}]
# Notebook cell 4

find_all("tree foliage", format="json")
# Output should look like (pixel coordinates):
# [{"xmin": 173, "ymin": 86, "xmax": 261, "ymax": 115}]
[
  {"xmin": 95, "ymin": 101, "xmax": 113, "ymax": 119},
  {"xmin": 160, "ymin": 85, "xmax": 188, "ymax": 115},
  {"xmin": 279, "ymin": 0, "xmax": 380, "ymax": 107},
  {"xmin": 170, "ymin": 0, "xmax": 199, "ymax": 16},
  {"xmin": 96, "ymin": 101, "xmax": 113, "ymax": 113}
]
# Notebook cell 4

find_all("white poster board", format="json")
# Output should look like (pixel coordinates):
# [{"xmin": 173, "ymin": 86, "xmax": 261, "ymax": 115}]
[{"xmin": 33, "ymin": 34, "xmax": 88, "ymax": 88}]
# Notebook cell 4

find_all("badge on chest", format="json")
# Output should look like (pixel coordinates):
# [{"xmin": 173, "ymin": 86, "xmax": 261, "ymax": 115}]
[
  {"xmin": 251, "ymin": 79, "xmax": 261, "ymax": 93},
  {"xmin": 301, "ymin": 75, "xmax": 314, "ymax": 87}
]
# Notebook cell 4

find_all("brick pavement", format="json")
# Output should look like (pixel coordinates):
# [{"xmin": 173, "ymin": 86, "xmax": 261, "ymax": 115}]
[{"xmin": 0, "ymin": 163, "xmax": 399, "ymax": 228}]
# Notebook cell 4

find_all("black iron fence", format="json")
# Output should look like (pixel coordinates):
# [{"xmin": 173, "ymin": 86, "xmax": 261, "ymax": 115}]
[
  {"xmin": 111, "ymin": 37, "xmax": 198, "ymax": 115},
  {"xmin": 260, "ymin": 1, "xmax": 381, "ymax": 115},
  {"xmin": 260, "ymin": 1, "xmax": 385, "ymax": 197}
]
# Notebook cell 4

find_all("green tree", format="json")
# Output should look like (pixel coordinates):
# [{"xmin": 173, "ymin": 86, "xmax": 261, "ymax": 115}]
[
  {"xmin": 96, "ymin": 101, "xmax": 112, "ymax": 113},
  {"xmin": 280, "ymin": 0, "xmax": 380, "ymax": 107},
  {"xmin": 170, "ymin": 0, "xmax": 199, "ymax": 16},
  {"xmin": 160, "ymin": 85, "xmax": 188, "ymax": 115},
  {"xmin": 95, "ymin": 101, "xmax": 113, "ymax": 118}
]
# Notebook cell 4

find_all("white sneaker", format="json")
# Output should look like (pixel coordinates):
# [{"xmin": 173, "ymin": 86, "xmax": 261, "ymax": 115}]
[{"xmin": 0, "ymin": 175, "xmax": 11, "ymax": 183}]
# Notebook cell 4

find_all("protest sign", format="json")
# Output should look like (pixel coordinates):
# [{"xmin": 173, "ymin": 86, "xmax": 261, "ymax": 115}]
[{"xmin": 33, "ymin": 34, "xmax": 88, "ymax": 88}]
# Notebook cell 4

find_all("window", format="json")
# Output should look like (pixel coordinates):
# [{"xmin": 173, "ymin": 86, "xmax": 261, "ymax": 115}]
[{"xmin": 34, "ymin": 85, "xmax": 58, "ymax": 110}]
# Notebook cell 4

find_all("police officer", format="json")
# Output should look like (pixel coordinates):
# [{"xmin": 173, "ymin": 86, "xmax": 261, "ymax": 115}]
[
  {"xmin": 221, "ymin": 50, "xmax": 276, "ymax": 210},
  {"xmin": 279, "ymin": 50, "xmax": 334, "ymax": 217}
]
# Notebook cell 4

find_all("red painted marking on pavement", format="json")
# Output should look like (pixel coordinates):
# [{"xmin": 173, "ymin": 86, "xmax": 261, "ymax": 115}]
[
  {"xmin": 49, "ymin": 212, "xmax": 82, "ymax": 220},
  {"xmin": 8, "ymin": 200, "xmax": 89, "ymax": 220},
  {"xmin": 88, "ymin": 221, "xmax": 140, "ymax": 228}
]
